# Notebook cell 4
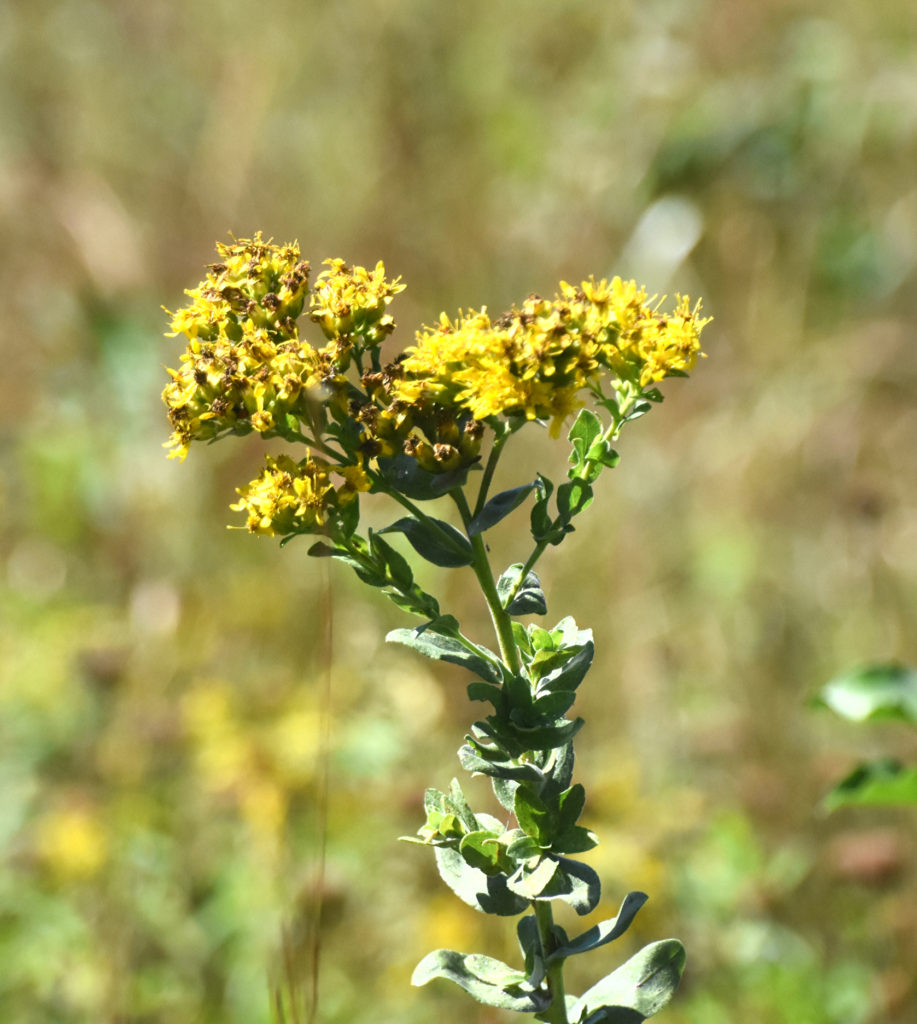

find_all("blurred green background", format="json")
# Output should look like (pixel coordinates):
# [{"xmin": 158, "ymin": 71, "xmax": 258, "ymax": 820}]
[{"xmin": 2, "ymin": 1, "xmax": 916, "ymax": 1022}]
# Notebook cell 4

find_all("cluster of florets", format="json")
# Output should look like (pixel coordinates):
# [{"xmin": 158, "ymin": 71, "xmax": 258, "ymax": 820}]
[
  {"xmin": 397, "ymin": 278, "xmax": 707, "ymax": 432},
  {"xmin": 163, "ymin": 236, "xmax": 709, "ymax": 537}
]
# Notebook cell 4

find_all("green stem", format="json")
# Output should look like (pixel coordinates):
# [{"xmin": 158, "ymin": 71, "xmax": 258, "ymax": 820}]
[
  {"xmin": 534, "ymin": 901, "xmax": 569, "ymax": 1024},
  {"xmin": 451, "ymin": 489, "xmax": 521, "ymax": 676},
  {"xmin": 472, "ymin": 422, "xmax": 516, "ymax": 517}
]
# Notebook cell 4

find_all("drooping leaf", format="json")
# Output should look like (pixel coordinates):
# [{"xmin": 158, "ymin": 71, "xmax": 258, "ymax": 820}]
[
  {"xmin": 549, "ymin": 892, "xmax": 648, "ymax": 962},
  {"xmin": 535, "ymin": 855, "xmax": 601, "ymax": 916},
  {"xmin": 378, "ymin": 516, "xmax": 473, "ymax": 567},
  {"xmin": 468, "ymin": 483, "xmax": 538, "ymax": 536},
  {"xmin": 412, "ymin": 949, "xmax": 546, "ymax": 1012},
  {"xmin": 387, "ymin": 626, "xmax": 502, "ymax": 682},
  {"xmin": 377, "ymin": 453, "xmax": 471, "ymax": 500},
  {"xmin": 434, "ymin": 845, "xmax": 529, "ymax": 916},
  {"xmin": 822, "ymin": 758, "xmax": 917, "ymax": 811},
  {"xmin": 573, "ymin": 939, "xmax": 686, "ymax": 1023},
  {"xmin": 817, "ymin": 664, "xmax": 917, "ymax": 724}
]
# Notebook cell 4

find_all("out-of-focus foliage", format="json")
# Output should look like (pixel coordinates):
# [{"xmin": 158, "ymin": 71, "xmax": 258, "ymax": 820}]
[
  {"xmin": 815, "ymin": 665, "xmax": 917, "ymax": 811},
  {"xmin": 1, "ymin": 1, "xmax": 916, "ymax": 1022}
]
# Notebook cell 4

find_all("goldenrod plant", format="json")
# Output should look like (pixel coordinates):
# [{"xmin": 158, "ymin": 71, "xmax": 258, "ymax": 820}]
[{"xmin": 163, "ymin": 234, "xmax": 709, "ymax": 1023}]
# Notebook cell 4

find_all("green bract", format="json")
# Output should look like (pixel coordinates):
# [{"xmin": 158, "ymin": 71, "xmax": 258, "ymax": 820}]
[{"xmin": 164, "ymin": 240, "xmax": 709, "ymax": 1023}]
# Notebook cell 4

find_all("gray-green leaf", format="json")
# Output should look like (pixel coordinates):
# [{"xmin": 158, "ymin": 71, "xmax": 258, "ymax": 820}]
[
  {"xmin": 573, "ymin": 939, "xmax": 686, "ymax": 1023},
  {"xmin": 386, "ymin": 625, "xmax": 501, "ymax": 683},
  {"xmin": 378, "ymin": 516, "xmax": 473, "ymax": 567},
  {"xmin": 468, "ymin": 483, "xmax": 538, "ymax": 536},
  {"xmin": 412, "ymin": 949, "xmax": 546, "ymax": 1011},
  {"xmin": 549, "ymin": 892, "xmax": 648, "ymax": 962}
]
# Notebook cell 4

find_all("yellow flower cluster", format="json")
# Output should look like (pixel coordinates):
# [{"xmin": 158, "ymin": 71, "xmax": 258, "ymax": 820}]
[
  {"xmin": 162, "ymin": 237, "xmax": 406, "ymax": 462},
  {"xmin": 310, "ymin": 257, "xmax": 405, "ymax": 347},
  {"xmin": 396, "ymin": 277, "xmax": 709, "ymax": 431},
  {"xmin": 230, "ymin": 454, "xmax": 370, "ymax": 536},
  {"xmin": 164, "ymin": 237, "xmax": 708, "ymax": 537}
]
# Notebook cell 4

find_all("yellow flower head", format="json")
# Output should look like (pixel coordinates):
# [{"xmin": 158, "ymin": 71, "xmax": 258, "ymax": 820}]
[
  {"xmin": 230, "ymin": 453, "xmax": 369, "ymax": 537},
  {"xmin": 309, "ymin": 258, "xmax": 406, "ymax": 351},
  {"xmin": 398, "ymin": 303, "xmax": 591, "ymax": 429},
  {"xmin": 162, "ymin": 235, "xmax": 327, "ymax": 460}
]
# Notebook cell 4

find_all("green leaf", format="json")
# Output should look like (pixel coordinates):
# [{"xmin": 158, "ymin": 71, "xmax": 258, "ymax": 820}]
[
  {"xmin": 549, "ymin": 892, "xmax": 648, "ymax": 962},
  {"xmin": 497, "ymin": 564, "xmax": 548, "ymax": 615},
  {"xmin": 568, "ymin": 409, "xmax": 603, "ymax": 471},
  {"xmin": 386, "ymin": 626, "xmax": 502, "ymax": 683},
  {"xmin": 460, "ymin": 831, "xmax": 508, "ymax": 873},
  {"xmin": 506, "ymin": 834, "xmax": 545, "ymax": 861},
  {"xmin": 531, "ymin": 474, "xmax": 566, "ymax": 544},
  {"xmin": 468, "ymin": 483, "xmax": 538, "ymax": 536},
  {"xmin": 557, "ymin": 480, "xmax": 594, "ymax": 520},
  {"xmin": 384, "ymin": 585, "xmax": 441, "ymax": 619},
  {"xmin": 541, "ymin": 742, "xmax": 576, "ymax": 801},
  {"xmin": 378, "ymin": 516, "xmax": 473, "ymax": 568},
  {"xmin": 535, "ymin": 856, "xmax": 601, "ymax": 915},
  {"xmin": 307, "ymin": 541, "xmax": 385, "ymax": 586},
  {"xmin": 557, "ymin": 784, "xmax": 586, "ymax": 830},
  {"xmin": 459, "ymin": 740, "xmax": 546, "ymax": 784},
  {"xmin": 531, "ymin": 691, "xmax": 578, "ymax": 719},
  {"xmin": 510, "ymin": 716, "xmax": 585, "ymax": 752},
  {"xmin": 514, "ymin": 786, "xmax": 554, "ymax": 846},
  {"xmin": 434, "ymin": 845, "xmax": 529, "ymax": 916},
  {"xmin": 492, "ymin": 774, "xmax": 519, "ymax": 813},
  {"xmin": 411, "ymin": 949, "xmax": 546, "ymax": 1012},
  {"xmin": 817, "ymin": 664, "xmax": 917, "ymax": 724},
  {"xmin": 517, "ymin": 914, "xmax": 547, "ymax": 986},
  {"xmin": 448, "ymin": 777, "xmax": 481, "ymax": 832},
  {"xmin": 552, "ymin": 824, "xmax": 598, "ymax": 855},
  {"xmin": 507, "ymin": 855, "xmax": 560, "ymax": 900},
  {"xmin": 823, "ymin": 758, "xmax": 917, "ymax": 811},
  {"xmin": 573, "ymin": 939, "xmax": 686, "ymax": 1023},
  {"xmin": 377, "ymin": 453, "xmax": 471, "ymax": 501},
  {"xmin": 369, "ymin": 531, "xmax": 414, "ymax": 591},
  {"xmin": 467, "ymin": 681, "xmax": 504, "ymax": 708},
  {"xmin": 536, "ymin": 641, "xmax": 595, "ymax": 694}
]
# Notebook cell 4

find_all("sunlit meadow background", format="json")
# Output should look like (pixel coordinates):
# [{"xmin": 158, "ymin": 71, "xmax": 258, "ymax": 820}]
[{"xmin": 2, "ymin": 1, "xmax": 916, "ymax": 1022}]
